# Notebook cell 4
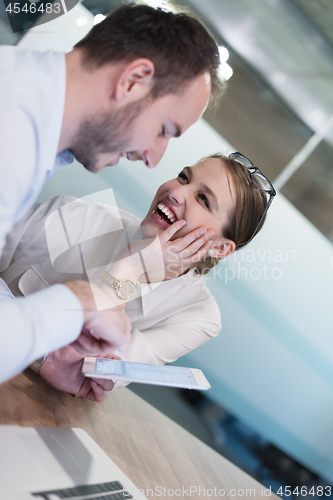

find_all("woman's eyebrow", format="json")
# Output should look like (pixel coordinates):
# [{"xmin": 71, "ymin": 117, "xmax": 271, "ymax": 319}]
[
  {"xmin": 184, "ymin": 166, "xmax": 193, "ymax": 180},
  {"xmin": 203, "ymin": 183, "xmax": 219, "ymax": 210},
  {"xmin": 185, "ymin": 166, "xmax": 219, "ymax": 210}
]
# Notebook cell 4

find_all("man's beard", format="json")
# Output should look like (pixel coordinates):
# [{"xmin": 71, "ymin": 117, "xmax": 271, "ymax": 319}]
[{"xmin": 69, "ymin": 96, "xmax": 150, "ymax": 173}]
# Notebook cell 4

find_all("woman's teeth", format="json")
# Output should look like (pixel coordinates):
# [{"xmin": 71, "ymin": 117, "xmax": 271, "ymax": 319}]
[{"xmin": 157, "ymin": 202, "xmax": 176, "ymax": 223}]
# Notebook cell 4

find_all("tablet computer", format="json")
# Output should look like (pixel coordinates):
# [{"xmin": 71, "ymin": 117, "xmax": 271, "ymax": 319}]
[{"xmin": 82, "ymin": 357, "xmax": 211, "ymax": 390}]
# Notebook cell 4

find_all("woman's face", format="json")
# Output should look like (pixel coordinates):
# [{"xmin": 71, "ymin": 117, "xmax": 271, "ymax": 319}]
[{"xmin": 141, "ymin": 158, "xmax": 236, "ymax": 254}]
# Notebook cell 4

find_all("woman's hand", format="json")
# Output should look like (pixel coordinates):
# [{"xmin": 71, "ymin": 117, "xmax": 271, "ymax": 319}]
[{"xmin": 125, "ymin": 220, "xmax": 215, "ymax": 282}]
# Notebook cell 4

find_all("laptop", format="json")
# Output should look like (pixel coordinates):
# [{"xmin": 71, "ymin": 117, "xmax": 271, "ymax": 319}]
[{"xmin": 0, "ymin": 426, "xmax": 148, "ymax": 500}]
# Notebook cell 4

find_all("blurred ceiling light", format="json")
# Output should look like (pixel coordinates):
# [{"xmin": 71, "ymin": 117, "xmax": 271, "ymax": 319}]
[
  {"xmin": 218, "ymin": 46, "xmax": 232, "ymax": 81},
  {"xmin": 76, "ymin": 16, "xmax": 88, "ymax": 27},
  {"xmin": 272, "ymin": 72, "xmax": 286, "ymax": 85},
  {"xmin": 219, "ymin": 46, "xmax": 229, "ymax": 63},
  {"xmin": 219, "ymin": 62, "xmax": 233, "ymax": 81},
  {"xmin": 311, "ymin": 109, "xmax": 326, "ymax": 126},
  {"xmin": 141, "ymin": 0, "xmax": 174, "ymax": 11},
  {"xmin": 94, "ymin": 14, "xmax": 106, "ymax": 25}
]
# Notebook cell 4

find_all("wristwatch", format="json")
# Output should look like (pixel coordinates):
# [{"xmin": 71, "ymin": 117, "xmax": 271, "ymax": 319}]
[{"xmin": 100, "ymin": 271, "xmax": 136, "ymax": 300}]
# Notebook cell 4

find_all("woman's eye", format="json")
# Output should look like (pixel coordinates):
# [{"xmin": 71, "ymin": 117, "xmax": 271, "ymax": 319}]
[
  {"xmin": 159, "ymin": 126, "xmax": 166, "ymax": 137},
  {"xmin": 178, "ymin": 171, "xmax": 188, "ymax": 183},
  {"xmin": 198, "ymin": 193, "xmax": 210, "ymax": 209}
]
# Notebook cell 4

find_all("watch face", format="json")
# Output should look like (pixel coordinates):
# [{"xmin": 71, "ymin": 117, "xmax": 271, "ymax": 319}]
[{"xmin": 118, "ymin": 281, "xmax": 135, "ymax": 300}]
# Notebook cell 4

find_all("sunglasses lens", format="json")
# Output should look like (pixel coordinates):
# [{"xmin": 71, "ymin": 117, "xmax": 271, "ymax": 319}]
[
  {"xmin": 230, "ymin": 152, "xmax": 253, "ymax": 169},
  {"xmin": 251, "ymin": 172, "xmax": 273, "ymax": 191}
]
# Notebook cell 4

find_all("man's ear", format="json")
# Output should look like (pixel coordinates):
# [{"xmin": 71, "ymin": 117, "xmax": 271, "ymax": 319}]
[
  {"xmin": 210, "ymin": 239, "xmax": 236, "ymax": 259},
  {"xmin": 114, "ymin": 58, "xmax": 155, "ymax": 103}
]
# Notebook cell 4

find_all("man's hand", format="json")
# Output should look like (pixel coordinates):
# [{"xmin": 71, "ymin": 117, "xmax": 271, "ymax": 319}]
[
  {"xmin": 63, "ymin": 280, "xmax": 132, "ymax": 356},
  {"xmin": 40, "ymin": 345, "xmax": 120, "ymax": 402}
]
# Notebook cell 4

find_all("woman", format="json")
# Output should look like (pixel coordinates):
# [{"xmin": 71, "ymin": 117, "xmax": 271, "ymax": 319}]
[{"xmin": 0, "ymin": 153, "xmax": 275, "ymax": 400}]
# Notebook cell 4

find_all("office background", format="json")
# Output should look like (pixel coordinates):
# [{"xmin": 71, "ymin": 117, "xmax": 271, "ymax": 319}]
[{"xmin": 1, "ymin": 0, "xmax": 333, "ymax": 492}]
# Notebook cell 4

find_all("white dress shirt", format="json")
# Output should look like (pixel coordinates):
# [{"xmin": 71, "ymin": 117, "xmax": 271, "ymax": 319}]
[
  {"xmin": 0, "ymin": 47, "xmax": 83, "ymax": 382},
  {"xmin": 0, "ymin": 196, "xmax": 222, "ymax": 389}
]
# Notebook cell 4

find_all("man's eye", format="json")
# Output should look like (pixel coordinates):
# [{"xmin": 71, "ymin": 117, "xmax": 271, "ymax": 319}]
[
  {"xmin": 178, "ymin": 171, "xmax": 188, "ymax": 183},
  {"xmin": 198, "ymin": 193, "xmax": 210, "ymax": 209}
]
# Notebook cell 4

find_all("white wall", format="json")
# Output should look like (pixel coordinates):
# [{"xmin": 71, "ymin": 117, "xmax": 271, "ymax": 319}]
[{"xmin": 21, "ymin": 4, "xmax": 333, "ymax": 482}]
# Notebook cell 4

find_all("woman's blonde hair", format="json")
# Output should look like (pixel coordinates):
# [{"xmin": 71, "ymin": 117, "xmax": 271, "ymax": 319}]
[{"xmin": 195, "ymin": 153, "xmax": 268, "ymax": 275}]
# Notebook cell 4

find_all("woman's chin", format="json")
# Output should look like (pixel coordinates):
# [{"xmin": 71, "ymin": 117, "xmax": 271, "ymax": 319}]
[
  {"xmin": 141, "ymin": 212, "xmax": 170, "ymax": 236},
  {"xmin": 140, "ymin": 219, "xmax": 163, "ymax": 238}
]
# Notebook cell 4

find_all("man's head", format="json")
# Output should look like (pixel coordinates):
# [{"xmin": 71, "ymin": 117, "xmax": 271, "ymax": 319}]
[{"xmin": 67, "ymin": 3, "xmax": 223, "ymax": 172}]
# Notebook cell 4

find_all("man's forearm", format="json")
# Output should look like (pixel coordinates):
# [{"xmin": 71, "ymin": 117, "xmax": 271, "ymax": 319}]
[{"xmin": 0, "ymin": 280, "xmax": 83, "ymax": 383}]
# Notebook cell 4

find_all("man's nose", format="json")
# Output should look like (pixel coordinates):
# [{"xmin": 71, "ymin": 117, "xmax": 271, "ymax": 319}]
[{"xmin": 144, "ymin": 139, "xmax": 169, "ymax": 169}]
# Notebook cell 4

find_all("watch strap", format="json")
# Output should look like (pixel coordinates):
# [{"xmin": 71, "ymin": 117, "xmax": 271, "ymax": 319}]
[
  {"xmin": 100, "ymin": 271, "xmax": 136, "ymax": 300},
  {"xmin": 101, "ymin": 271, "xmax": 121, "ymax": 289}
]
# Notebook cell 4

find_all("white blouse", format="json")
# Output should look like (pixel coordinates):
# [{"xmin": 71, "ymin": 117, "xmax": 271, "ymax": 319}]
[{"xmin": 0, "ymin": 195, "xmax": 221, "ymax": 388}]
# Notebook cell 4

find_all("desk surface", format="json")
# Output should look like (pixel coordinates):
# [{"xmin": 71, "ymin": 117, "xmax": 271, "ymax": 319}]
[{"xmin": 0, "ymin": 371, "xmax": 276, "ymax": 500}]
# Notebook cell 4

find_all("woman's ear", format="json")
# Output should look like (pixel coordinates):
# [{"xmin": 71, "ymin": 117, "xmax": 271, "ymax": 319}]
[
  {"xmin": 114, "ymin": 58, "xmax": 155, "ymax": 103},
  {"xmin": 210, "ymin": 239, "xmax": 236, "ymax": 259}
]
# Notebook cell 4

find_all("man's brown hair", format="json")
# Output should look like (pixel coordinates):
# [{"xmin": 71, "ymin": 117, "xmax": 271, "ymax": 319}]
[
  {"xmin": 195, "ymin": 154, "xmax": 268, "ymax": 275},
  {"xmin": 75, "ymin": 3, "xmax": 223, "ymax": 106}
]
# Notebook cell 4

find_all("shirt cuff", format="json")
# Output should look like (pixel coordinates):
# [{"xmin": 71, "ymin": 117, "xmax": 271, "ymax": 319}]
[{"xmin": 19, "ymin": 283, "xmax": 84, "ymax": 354}]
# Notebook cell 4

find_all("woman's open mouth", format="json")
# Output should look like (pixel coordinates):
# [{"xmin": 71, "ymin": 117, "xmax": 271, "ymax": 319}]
[{"xmin": 152, "ymin": 201, "xmax": 177, "ymax": 226}]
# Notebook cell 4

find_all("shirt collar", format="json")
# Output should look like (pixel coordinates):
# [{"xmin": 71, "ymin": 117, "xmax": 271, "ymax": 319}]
[{"xmin": 46, "ymin": 149, "xmax": 74, "ymax": 179}]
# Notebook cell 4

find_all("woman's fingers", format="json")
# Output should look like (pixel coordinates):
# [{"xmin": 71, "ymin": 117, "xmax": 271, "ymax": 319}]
[
  {"xmin": 181, "ymin": 235, "xmax": 214, "ymax": 259},
  {"xmin": 174, "ymin": 229, "xmax": 214, "ymax": 256},
  {"xmin": 182, "ymin": 239, "xmax": 214, "ymax": 264},
  {"xmin": 159, "ymin": 219, "xmax": 186, "ymax": 244}
]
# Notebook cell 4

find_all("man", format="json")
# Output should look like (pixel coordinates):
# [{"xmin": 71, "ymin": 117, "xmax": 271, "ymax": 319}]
[{"xmin": 0, "ymin": 3, "xmax": 222, "ymax": 386}]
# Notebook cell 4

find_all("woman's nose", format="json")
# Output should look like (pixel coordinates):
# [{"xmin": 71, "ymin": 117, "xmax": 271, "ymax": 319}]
[{"xmin": 168, "ymin": 186, "xmax": 186, "ymax": 206}]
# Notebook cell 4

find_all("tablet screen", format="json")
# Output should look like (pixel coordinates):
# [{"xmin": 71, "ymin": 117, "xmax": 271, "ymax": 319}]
[{"xmin": 95, "ymin": 359, "xmax": 197, "ymax": 385}]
